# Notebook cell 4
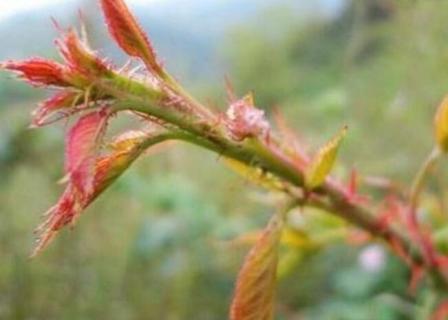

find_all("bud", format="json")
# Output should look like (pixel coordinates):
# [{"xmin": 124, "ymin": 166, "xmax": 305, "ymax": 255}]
[
  {"xmin": 100, "ymin": 0, "xmax": 162, "ymax": 74},
  {"xmin": 226, "ymin": 93, "xmax": 270, "ymax": 141},
  {"xmin": 56, "ymin": 29, "xmax": 112, "ymax": 78},
  {"xmin": 434, "ymin": 95, "xmax": 448, "ymax": 152}
]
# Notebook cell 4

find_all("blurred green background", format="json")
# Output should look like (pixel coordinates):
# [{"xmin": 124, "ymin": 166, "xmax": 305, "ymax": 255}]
[{"xmin": 2, "ymin": 0, "xmax": 448, "ymax": 319}]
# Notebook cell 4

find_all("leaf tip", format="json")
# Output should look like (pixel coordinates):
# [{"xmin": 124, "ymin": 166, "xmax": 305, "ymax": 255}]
[{"xmin": 305, "ymin": 125, "xmax": 347, "ymax": 189}]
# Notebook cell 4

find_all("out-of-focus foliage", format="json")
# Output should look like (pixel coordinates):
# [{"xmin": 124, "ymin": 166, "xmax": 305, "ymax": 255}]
[
  {"xmin": 2, "ymin": 0, "xmax": 448, "ymax": 319},
  {"xmin": 226, "ymin": 0, "xmax": 448, "ymax": 180}
]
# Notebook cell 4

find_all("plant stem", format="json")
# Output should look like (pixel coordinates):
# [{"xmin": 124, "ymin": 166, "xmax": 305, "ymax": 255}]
[
  {"xmin": 100, "ymin": 71, "xmax": 448, "ymax": 289},
  {"xmin": 410, "ymin": 147, "xmax": 442, "ymax": 211}
]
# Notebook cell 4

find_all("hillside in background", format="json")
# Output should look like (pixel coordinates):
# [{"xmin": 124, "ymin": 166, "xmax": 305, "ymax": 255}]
[{"xmin": 0, "ymin": 0, "xmax": 346, "ymax": 83}]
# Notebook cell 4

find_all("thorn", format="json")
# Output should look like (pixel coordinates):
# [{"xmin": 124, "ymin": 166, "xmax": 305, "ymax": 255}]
[
  {"xmin": 58, "ymin": 174, "xmax": 70, "ymax": 185},
  {"xmin": 50, "ymin": 17, "xmax": 63, "ymax": 32},
  {"xmin": 78, "ymin": 10, "xmax": 90, "ymax": 46},
  {"xmin": 224, "ymin": 75, "xmax": 236, "ymax": 103}
]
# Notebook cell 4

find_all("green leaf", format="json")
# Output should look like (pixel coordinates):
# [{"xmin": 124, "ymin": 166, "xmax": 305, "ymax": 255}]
[
  {"xmin": 434, "ymin": 95, "xmax": 448, "ymax": 152},
  {"xmin": 305, "ymin": 126, "xmax": 347, "ymax": 189},
  {"xmin": 223, "ymin": 157, "xmax": 284, "ymax": 191}
]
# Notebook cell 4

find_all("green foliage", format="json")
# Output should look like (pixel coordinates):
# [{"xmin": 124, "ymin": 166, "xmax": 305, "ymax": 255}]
[{"xmin": 226, "ymin": 0, "xmax": 448, "ymax": 179}]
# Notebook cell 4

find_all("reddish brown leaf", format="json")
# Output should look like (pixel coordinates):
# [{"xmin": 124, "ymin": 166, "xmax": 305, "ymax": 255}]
[
  {"xmin": 230, "ymin": 212, "xmax": 284, "ymax": 320},
  {"xmin": 100, "ymin": 0, "xmax": 161, "ymax": 74}
]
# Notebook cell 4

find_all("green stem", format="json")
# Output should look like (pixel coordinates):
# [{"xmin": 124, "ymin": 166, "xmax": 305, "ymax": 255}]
[
  {"xmin": 410, "ymin": 147, "xmax": 442, "ymax": 210},
  {"xmin": 97, "ymin": 70, "xmax": 448, "ymax": 289}
]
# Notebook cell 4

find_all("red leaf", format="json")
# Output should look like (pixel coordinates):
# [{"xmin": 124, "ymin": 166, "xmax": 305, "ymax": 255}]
[
  {"xmin": 230, "ymin": 212, "xmax": 284, "ymax": 320},
  {"xmin": 56, "ymin": 29, "xmax": 111, "ymax": 77},
  {"xmin": 32, "ymin": 185, "xmax": 80, "ymax": 257},
  {"xmin": 2, "ymin": 58, "xmax": 69, "ymax": 87},
  {"xmin": 32, "ymin": 141, "xmax": 143, "ymax": 257},
  {"xmin": 32, "ymin": 91, "xmax": 80, "ymax": 127},
  {"xmin": 100, "ymin": 0, "xmax": 161, "ymax": 74},
  {"xmin": 65, "ymin": 110, "xmax": 109, "ymax": 198}
]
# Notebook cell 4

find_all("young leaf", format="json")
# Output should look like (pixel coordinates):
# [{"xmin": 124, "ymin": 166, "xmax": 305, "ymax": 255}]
[
  {"xmin": 434, "ymin": 95, "xmax": 448, "ymax": 152},
  {"xmin": 1, "ymin": 58, "xmax": 70, "ymax": 87},
  {"xmin": 305, "ymin": 126, "xmax": 347, "ymax": 190},
  {"xmin": 65, "ymin": 110, "xmax": 109, "ymax": 197},
  {"xmin": 230, "ymin": 211, "xmax": 285, "ymax": 320},
  {"xmin": 57, "ymin": 29, "xmax": 112, "ymax": 78},
  {"xmin": 32, "ymin": 131, "xmax": 176, "ymax": 257},
  {"xmin": 32, "ymin": 149, "xmax": 138, "ymax": 257},
  {"xmin": 32, "ymin": 133, "xmax": 147, "ymax": 257},
  {"xmin": 223, "ymin": 157, "xmax": 284, "ymax": 191},
  {"xmin": 32, "ymin": 91, "xmax": 81, "ymax": 127},
  {"xmin": 100, "ymin": 0, "xmax": 162, "ymax": 74},
  {"xmin": 108, "ymin": 130, "xmax": 149, "ymax": 151}
]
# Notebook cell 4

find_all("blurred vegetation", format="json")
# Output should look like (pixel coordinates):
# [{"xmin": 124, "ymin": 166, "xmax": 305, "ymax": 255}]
[{"xmin": 3, "ymin": 0, "xmax": 448, "ymax": 319}]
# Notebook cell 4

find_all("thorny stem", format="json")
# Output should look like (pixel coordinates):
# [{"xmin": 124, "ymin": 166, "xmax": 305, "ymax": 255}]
[{"xmin": 100, "ymin": 70, "xmax": 448, "ymax": 289}]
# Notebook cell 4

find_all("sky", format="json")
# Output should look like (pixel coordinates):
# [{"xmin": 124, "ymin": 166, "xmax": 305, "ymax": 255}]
[
  {"xmin": 0, "ymin": 0, "xmax": 162, "ymax": 20},
  {"xmin": 0, "ymin": 0, "xmax": 346, "ymax": 21}
]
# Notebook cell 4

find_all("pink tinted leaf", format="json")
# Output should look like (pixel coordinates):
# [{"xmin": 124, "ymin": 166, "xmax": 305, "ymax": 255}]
[
  {"xmin": 31, "ymin": 185, "xmax": 80, "ymax": 257},
  {"xmin": 65, "ymin": 110, "xmax": 109, "ymax": 197},
  {"xmin": 32, "ymin": 91, "xmax": 81, "ymax": 127}
]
